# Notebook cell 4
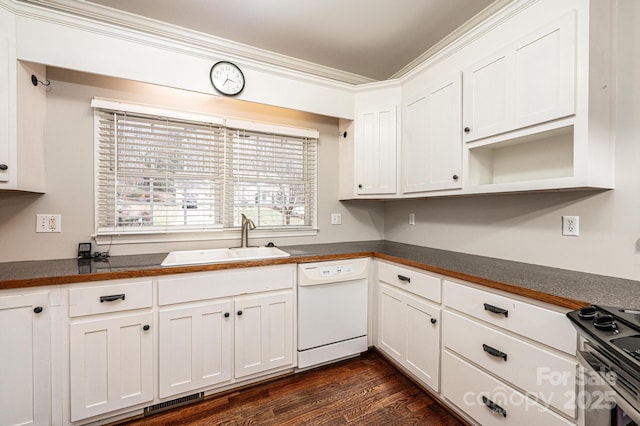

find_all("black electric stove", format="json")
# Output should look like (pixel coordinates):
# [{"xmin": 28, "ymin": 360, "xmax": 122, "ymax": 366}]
[{"xmin": 568, "ymin": 305, "xmax": 640, "ymax": 425}]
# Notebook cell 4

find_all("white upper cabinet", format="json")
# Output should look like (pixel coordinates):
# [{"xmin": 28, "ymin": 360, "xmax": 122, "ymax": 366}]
[
  {"xmin": 356, "ymin": 105, "xmax": 396, "ymax": 195},
  {"xmin": 353, "ymin": 85, "xmax": 400, "ymax": 198},
  {"xmin": 462, "ymin": 0, "xmax": 614, "ymax": 193},
  {"xmin": 0, "ymin": 10, "xmax": 10, "ymax": 185},
  {"xmin": 462, "ymin": 12, "xmax": 576, "ymax": 143},
  {"xmin": 1, "ymin": 0, "xmax": 614, "ymax": 200},
  {"xmin": 402, "ymin": 73, "xmax": 462, "ymax": 194},
  {"xmin": 396, "ymin": 0, "xmax": 614, "ymax": 197},
  {"xmin": 0, "ymin": 8, "xmax": 46, "ymax": 192}
]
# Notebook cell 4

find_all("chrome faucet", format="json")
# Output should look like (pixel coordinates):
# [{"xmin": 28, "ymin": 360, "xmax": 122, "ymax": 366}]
[{"xmin": 240, "ymin": 213, "xmax": 256, "ymax": 248}]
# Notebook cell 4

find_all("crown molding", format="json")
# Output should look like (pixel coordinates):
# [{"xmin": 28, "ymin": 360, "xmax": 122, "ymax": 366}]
[
  {"xmin": 12, "ymin": 0, "xmax": 377, "ymax": 85},
  {"xmin": 397, "ymin": 0, "xmax": 537, "ymax": 82},
  {"xmin": 390, "ymin": 0, "xmax": 517, "ymax": 79},
  {"xmin": 6, "ymin": 0, "xmax": 523, "ymax": 87}
]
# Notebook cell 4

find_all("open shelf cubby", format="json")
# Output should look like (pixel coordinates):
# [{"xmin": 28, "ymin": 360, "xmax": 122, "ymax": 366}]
[{"xmin": 467, "ymin": 125, "xmax": 574, "ymax": 186}]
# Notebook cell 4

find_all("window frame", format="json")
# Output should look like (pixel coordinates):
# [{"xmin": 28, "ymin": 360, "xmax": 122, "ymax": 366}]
[{"xmin": 92, "ymin": 98, "xmax": 319, "ymax": 245}]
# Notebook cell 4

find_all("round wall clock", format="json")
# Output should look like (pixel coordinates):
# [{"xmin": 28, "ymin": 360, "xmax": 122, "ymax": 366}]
[{"xmin": 209, "ymin": 61, "xmax": 245, "ymax": 96}]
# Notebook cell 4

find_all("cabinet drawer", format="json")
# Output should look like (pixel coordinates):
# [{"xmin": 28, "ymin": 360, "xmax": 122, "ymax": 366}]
[
  {"xmin": 378, "ymin": 261, "xmax": 441, "ymax": 303},
  {"xmin": 69, "ymin": 280, "xmax": 152, "ymax": 317},
  {"xmin": 443, "ymin": 281, "xmax": 576, "ymax": 355},
  {"xmin": 159, "ymin": 264, "xmax": 295, "ymax": 306},
  {"xmin": 442, "ymin": 350, "xmax": 573, "ymax": 426},
  {"xmin": 443, "ymin": 310, "xmax": 577, "ymax": 418}
]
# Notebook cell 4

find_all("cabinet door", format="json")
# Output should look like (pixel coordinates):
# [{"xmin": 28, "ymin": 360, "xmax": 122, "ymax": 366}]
[
  {"xmin": 405, "ymin": 292, "xmax": 440, "ymax": 392},
  {"xmin": 0, "ymin": 292, "xmax": 50, "ymax": 426},
  {"xmin": 0, "ymin": 9, "xmax": 13, "ymax": 184},
  {"xmin": 355, "ymin": 103, "xmax": 397, "ymax": 195},
  {"xmin": 512, "ymin": 12, "xmax": 576, "ymax": 129},
  {"xmin": 377, "ymin": 284, "xmax": 440, "ymax": 392},
  {"xmin": 403, "ymin": 75, "xmax": 462, "ymax": 193},
  {"xmin": 377, "ymin": 283, "xmax": 405, "ymax": 362},
  {"xmin": 463, "ymin": 12, "xmax": 576, "ymax": 142},
  {"xmin": 234, "ymin": 291, "xmax": 293, "ymax": 378},
  {"xmin": 159, "ymin": 300, "xmax": 233, "ymax": 398},
  {"xmin": 463, "ymin": 50, "xmax": 511, "ymax": 142},
  {"xmin": 70, "ymin": 312, "xmax": 153, "ymax": 421}
]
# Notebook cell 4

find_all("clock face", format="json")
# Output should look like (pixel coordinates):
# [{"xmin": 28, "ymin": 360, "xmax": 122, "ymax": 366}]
[{"xmin": 210, "ymin": 61, "xmax": 245, "ymax": 96}]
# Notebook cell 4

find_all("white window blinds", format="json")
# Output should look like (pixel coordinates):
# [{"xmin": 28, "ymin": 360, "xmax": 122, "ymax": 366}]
[
  {"xmin": 94, "ymin": 101, "xmax": 317, "ymax": 236},
  {"xmin": 225, "ymin": 128, "xmax": 317, "ymax": 228}
]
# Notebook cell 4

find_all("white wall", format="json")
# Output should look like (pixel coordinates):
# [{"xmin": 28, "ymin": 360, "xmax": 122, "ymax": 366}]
[
  {"xmin": 0, "ymin": 69, "xmax": 384, "ymax": 262},
  {"xmin": 14, "ymin": 9, "xmax": 355, "ymax": 119},
  {"xmin": 1, "ymin": 1, "xmax": 638, "ymax": 283},
  {"xmin": 383, "ymin": 0, "xmax": 640, "ymax": 282}
]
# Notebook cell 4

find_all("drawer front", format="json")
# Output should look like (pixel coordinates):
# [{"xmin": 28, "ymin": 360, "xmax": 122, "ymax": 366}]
[
  {"xmin": 69, "ymin": 280, "xmax": 152, "ymax": 317},
  {"xmin": 442, "ymin": 350, "xmax": 574, "ymax": 426},
  {"xmin": 159, "ymin": 264, "xmax": 295, "ymax": 306},
  {"xmin": 378, "ymin": 261, "xmax": 441, "ymax": 303},
  {"xmin": 443, "ymin": 280, "xmax": 576, "ymax": 355},
  {"xmin": 443, "ymin": 310, "xmax": 577, "ymax": 418}
]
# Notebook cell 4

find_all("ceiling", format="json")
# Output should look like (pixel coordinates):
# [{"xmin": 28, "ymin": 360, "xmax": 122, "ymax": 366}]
[{"xmin": 78, "ymin": 0, "xmax": 500, "ymax": 82}]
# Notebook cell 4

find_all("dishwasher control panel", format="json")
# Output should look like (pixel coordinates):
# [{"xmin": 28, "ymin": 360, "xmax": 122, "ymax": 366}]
[
  {"xmin": 319, "ymin": 264, "xmax": 354, "ymax": 277},
  {"xmin": 298, "ymin": 258, "xmax": 369, "ymax": 286}
]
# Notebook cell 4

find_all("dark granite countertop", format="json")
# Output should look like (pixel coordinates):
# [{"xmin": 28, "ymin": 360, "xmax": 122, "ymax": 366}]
[{"xmin": 0, "ymin": 240, "xmax": 638, "ymax": 310}]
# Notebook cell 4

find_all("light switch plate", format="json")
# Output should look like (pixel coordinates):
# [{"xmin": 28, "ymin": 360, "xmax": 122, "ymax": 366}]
[{"xmin": 331, "ymin": 213, "xmax": 342, "ymax": 225}]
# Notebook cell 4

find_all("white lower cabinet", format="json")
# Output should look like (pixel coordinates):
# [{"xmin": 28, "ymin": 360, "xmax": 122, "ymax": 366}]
[
  {"xmin": 67, "ymin": 279, "xmax": 154, "ymax": 422},
  {"xmin": 442, "ymin": 280, "xmax": 578, "ymax": 425},
  {"xmin": 378, "ymin": 284, "xmax": 440, "ymax": 391},
  {"xmin": 443, "ymin": 310, "xmax": 576, "ymax": 418},
  {"xmin": 234, "ymin": 291, "xmax": 294, "ymax": 378},
  {"xmin": 442, "ymin": 350, "xmax": 573, "ymax": 426},
  {"xmin": 375, "ymin": 261, "xmax": 442, "ymax": 392},
  {"xmin": 157, "ymin": 265, "xmax": 296, "ymax": 400},
  {"xmin": 0, "ymin": 291, "xmax": 50, "ymax": 426},
  {"xmin": 157, "ymin": 289, "xmax": 294, "ymax": 398},
  {"xmin": 158, "ymin": 300, "xmax": 233, "ymax": 398},
  {"xmin": 9, "ymin": 259, "xmax": 584, "ymax": 426},
  {"xmin": 69, "ymin": 312, "xmax": 154, "ymax": 422}
]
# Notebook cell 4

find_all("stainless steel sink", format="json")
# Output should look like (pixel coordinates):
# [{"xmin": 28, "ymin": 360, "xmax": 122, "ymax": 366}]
[{"xmin": 161, "ymin": 246, "xmax": 290, "ymax": 266}]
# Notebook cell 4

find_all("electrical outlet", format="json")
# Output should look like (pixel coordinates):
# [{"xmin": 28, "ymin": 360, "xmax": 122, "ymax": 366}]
[
  {"xmin": 408, "ymin": 213, "xmax": 415, "ymax": 225},
  {"xmin": 36, "ymin": 214, "xmax": 61, "ymax": 233},
  {"xmin": 330, "ymin": 213, "xmax": 342, "ymax": 225},
  {"xmin": 562, "ymin": 215, "xmax": 579, "ymax": 236}
]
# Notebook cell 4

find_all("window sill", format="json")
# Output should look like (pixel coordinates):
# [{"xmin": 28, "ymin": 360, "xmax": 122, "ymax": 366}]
[{"xmin": 94, "ymin": 228, "xmax": 319, "ymax": 245}]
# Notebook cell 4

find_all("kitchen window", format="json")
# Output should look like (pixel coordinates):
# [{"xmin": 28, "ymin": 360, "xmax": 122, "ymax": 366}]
[{"xmin": 93, "ymin": 98, "xmax": 318, "ymax": 242}]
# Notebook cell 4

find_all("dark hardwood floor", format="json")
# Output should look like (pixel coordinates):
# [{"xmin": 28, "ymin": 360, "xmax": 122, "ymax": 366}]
[{"xmin": 118, "ymin": 351, "xmax": 467, "ymax": 426}]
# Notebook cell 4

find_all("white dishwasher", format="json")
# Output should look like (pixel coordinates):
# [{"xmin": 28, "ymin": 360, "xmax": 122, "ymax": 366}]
[{"xmin": 297, "ymin": 258, "xmax": 369, "ymax": 369}]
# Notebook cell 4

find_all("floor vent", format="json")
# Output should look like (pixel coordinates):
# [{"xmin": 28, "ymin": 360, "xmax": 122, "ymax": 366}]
[{"xmin": 144, "ymin": 392, "xmax": 204, "ymax": 416}]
